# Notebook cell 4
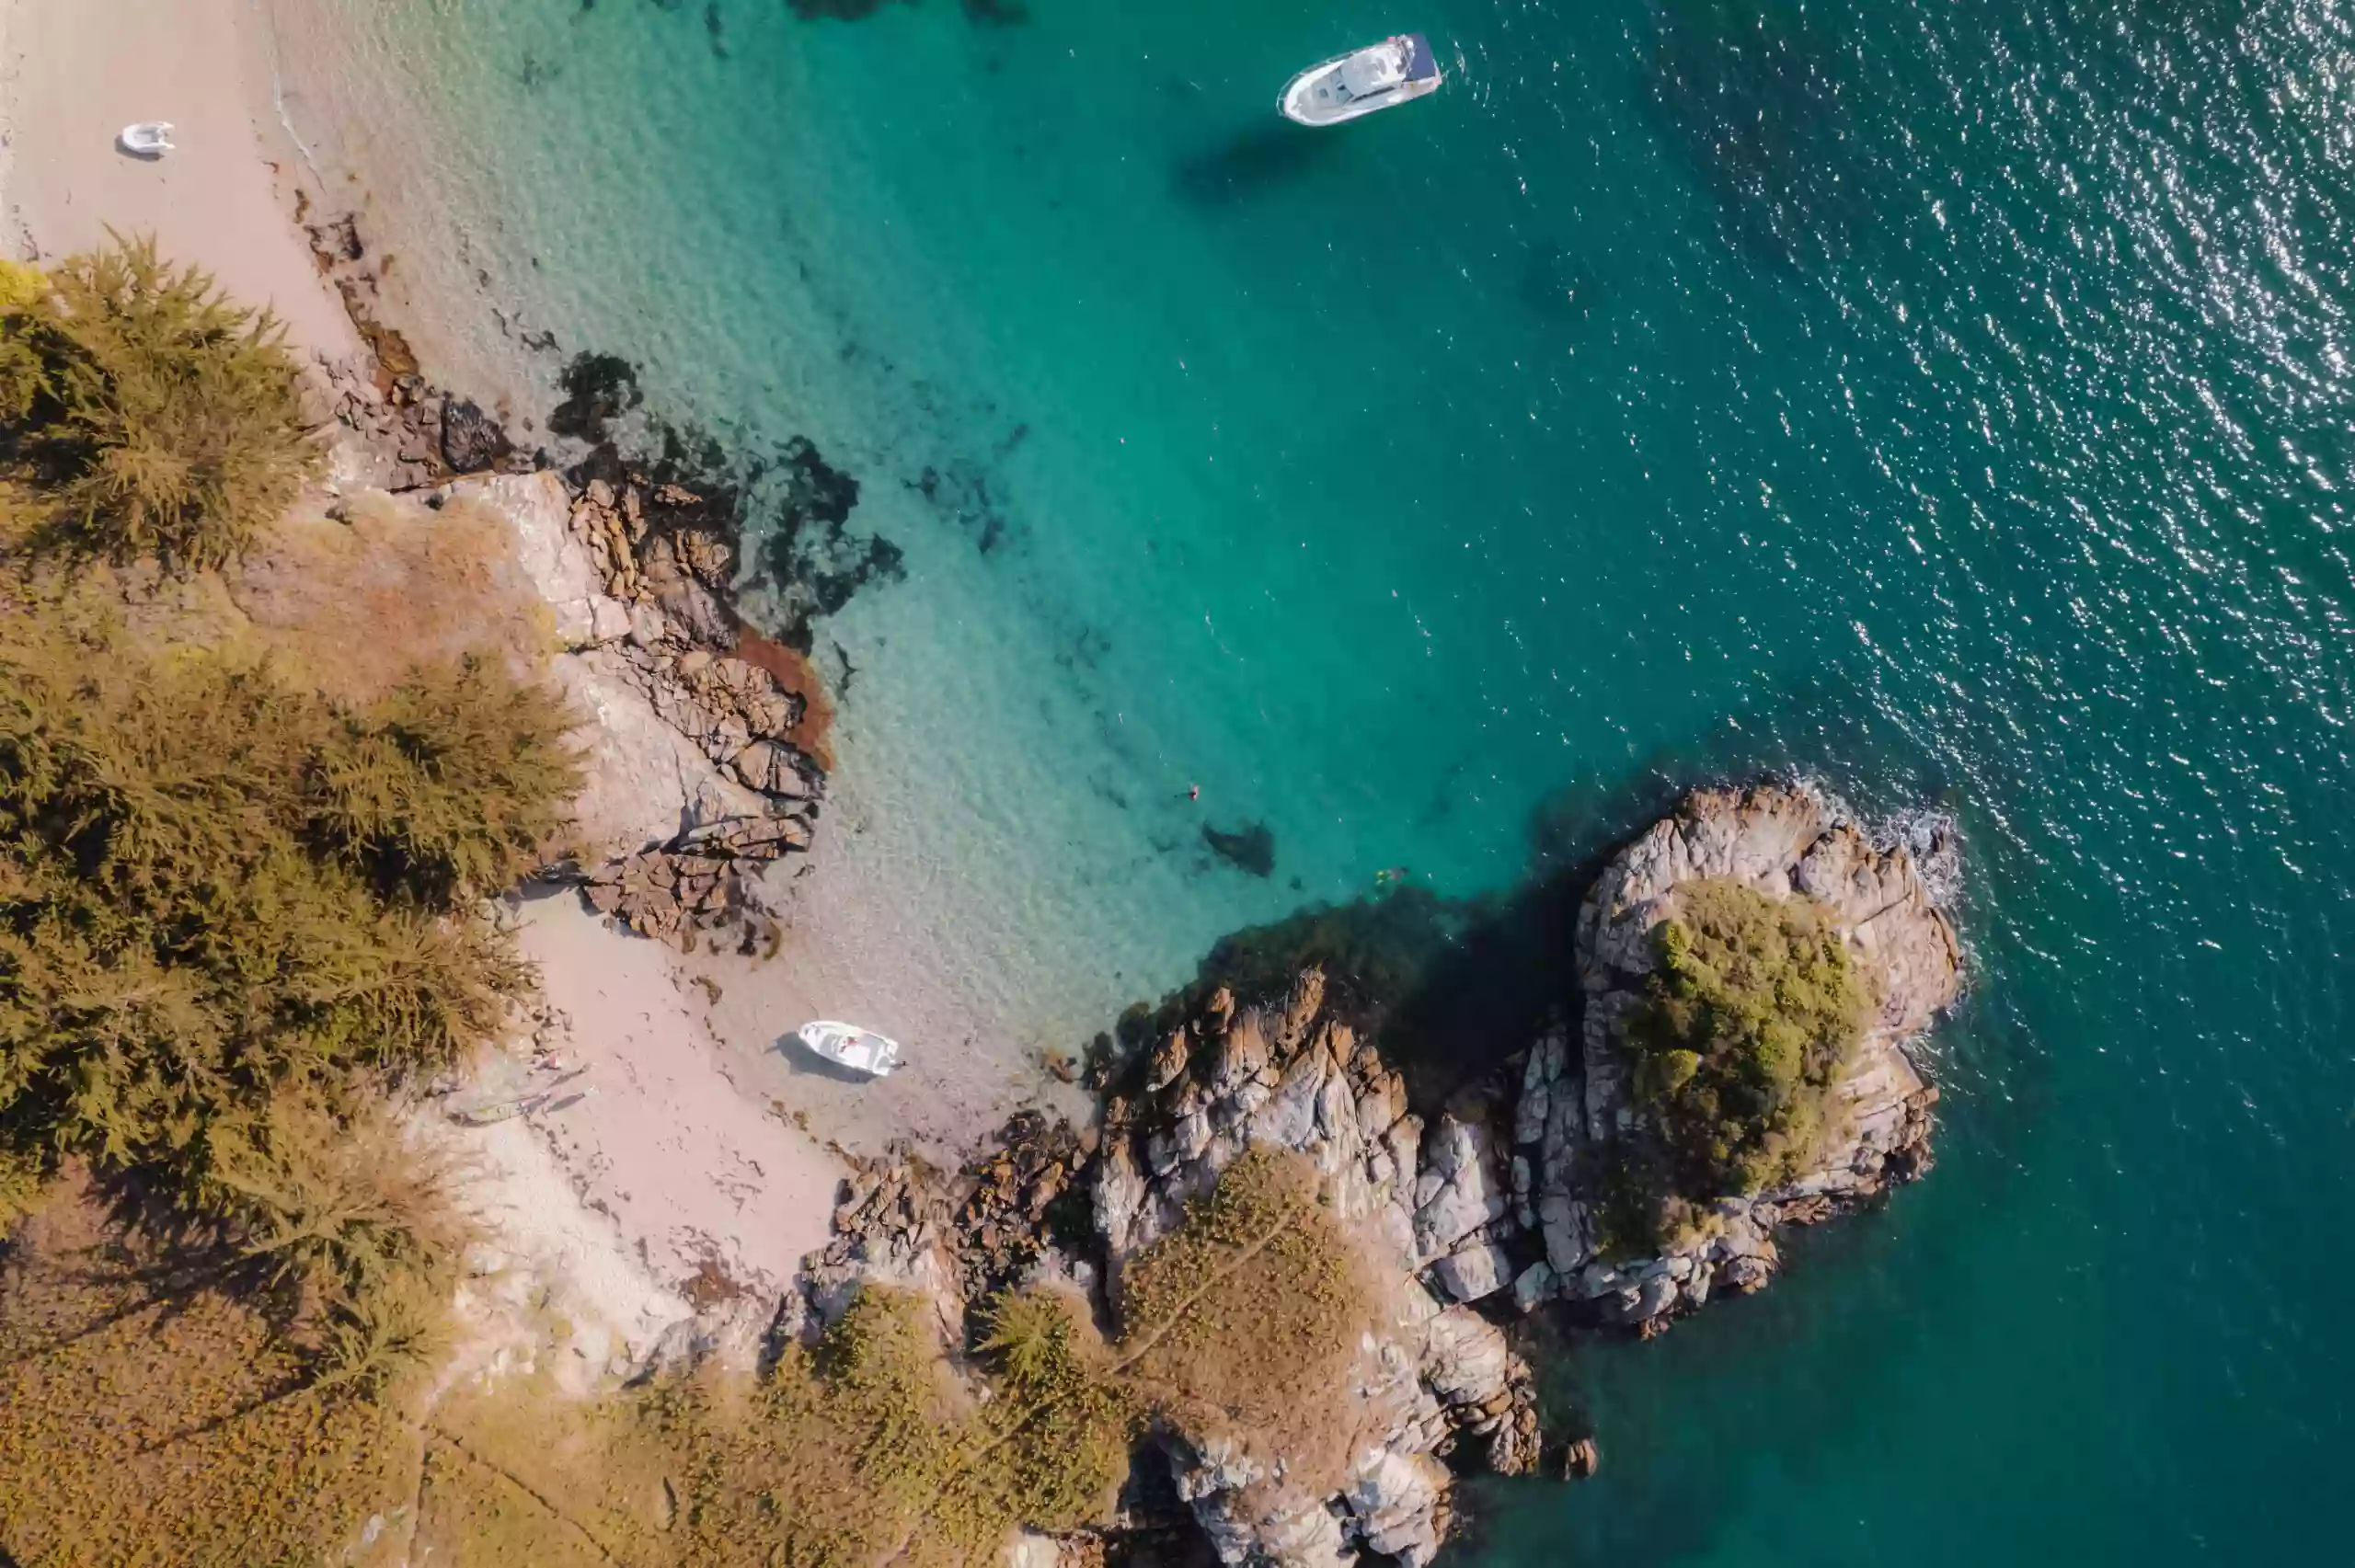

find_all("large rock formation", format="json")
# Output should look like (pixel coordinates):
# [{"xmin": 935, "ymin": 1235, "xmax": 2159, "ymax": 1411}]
[
  {"xmin": 1094, "ymin": 971, "xmax": 1541, "ymax": 1568},
  {"xmin": 776, "ymin": 784, "xmax": 1960, "ymax": 1568},
  {"xmin": 454, "ymin": 469, "xmax": 829, "ymax": 940},
  {"xmin": 1501, "ymin": 782, "xmax": 1961, "ymax": 1330}
]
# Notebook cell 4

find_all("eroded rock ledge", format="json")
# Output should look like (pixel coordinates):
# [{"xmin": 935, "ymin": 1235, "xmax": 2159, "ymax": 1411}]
[{"xmin": 304, "ymin": 341, "xmax": 856, "ymax": 944}]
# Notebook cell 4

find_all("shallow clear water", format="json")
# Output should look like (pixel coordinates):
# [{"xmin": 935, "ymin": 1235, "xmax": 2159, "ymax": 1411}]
[{"xmin": 272, "ymin": 0, "xmax": 2355, "ymax": 1555}]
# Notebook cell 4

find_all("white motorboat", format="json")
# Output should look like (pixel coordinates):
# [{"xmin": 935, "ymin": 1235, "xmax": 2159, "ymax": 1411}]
[
  {"xmin": 797, "ymin": 1020, "xmax": 902, "ymax": 1078},
  {"xmin": 1279, "ymin": 34, "xmax": 1441, "ymax": 127},
  {"xmin": 117, "ymin": 121, "xmax": 176, "ymax": 159}
]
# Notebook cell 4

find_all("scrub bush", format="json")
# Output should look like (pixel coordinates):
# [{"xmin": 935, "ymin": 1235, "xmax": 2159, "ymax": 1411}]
[
  {"xmin": 393, "ymin": 1154, "xmax": 1370, "ymax": 1567},
  {"xmin": 1619, "ymin": 876, "xmax": 1870, "ymax": 1224},
  {"xmin": 0, "ymin": 607, "xmax": 576, "ymax": 1369},
  {"xmin": 0, "ymin": 234, "xmax": 316, "ymax": 567}
]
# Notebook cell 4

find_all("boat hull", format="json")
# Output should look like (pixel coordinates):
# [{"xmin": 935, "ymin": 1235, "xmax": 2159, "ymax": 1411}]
[
  {"xmin": 1279, "ymin": 34, "xmax": 1441, "ymax": 127},
  {"xmin": 797, "ymin": 1020, "xmax": 902, "ymax": 1078}
]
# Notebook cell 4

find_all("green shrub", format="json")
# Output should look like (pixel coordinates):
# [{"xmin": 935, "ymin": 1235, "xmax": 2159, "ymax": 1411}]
[
  {"xmin": 0, "ymin": 607, "xmax": 575, "ymax": 1367},
  {"xmin": 308, "ymin": 653, "xmax": 585, "ymax": 905},
  {"xmin": 1, "ymin": 234, "xmax": 316, "ymax": 567},
  {"xmin": 1621, "ymin": 877, "xmax": 1870, "ymax": 1217}
]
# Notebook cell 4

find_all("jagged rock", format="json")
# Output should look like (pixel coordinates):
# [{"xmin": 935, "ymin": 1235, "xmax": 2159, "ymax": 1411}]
[
  {"xmin": 1510, "ymin": 1261, "xmax": 1555, "ymax": 1314},
  {"xmin": 793, "ymin": 1150, "xmax": 963, "ymax": 1345},
  {"xmin": 1094, "ymin": 970, "xmax": 1541, "ymax": 1568},
  {"xmin": 1512, "ymin": 781, "xmax": 1962, "ymax": 1329},
  {"xmin": 1431, "ymin": 1240, "xmax": 1511, "ymax": 1303},
  {"xmin": 1410, "ymin": 1116, "xmax": 1508, "ymax": 1264},
  {"xmin": 442, "ymin": 396, "xmax": 514, "ymax": 473}
]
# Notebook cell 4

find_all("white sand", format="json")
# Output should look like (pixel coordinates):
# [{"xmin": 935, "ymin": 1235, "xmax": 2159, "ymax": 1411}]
[
  {"xmin": 505, "ymin": 891, "xmax": 845, "ymax": 1298},
  {"xmin": 429, "ymin": 892, "xmax": 850, "ymax": 1392},
  {"xmin": 0, "ymin": 0, "xmax": 358, "ymax": 354}
]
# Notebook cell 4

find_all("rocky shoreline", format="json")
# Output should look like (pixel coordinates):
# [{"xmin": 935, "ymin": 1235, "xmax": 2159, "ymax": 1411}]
[
  {"xmin": 293, "ymin": 230, "xmax": 1965, "ymax": 1568},
  {"xmin": 298, "ymin": 244, "xmax": 869, "ymax": 945},
  {"xmin": 764, "ymin": 781, "xmax": 1962, "ymax": 1568}
]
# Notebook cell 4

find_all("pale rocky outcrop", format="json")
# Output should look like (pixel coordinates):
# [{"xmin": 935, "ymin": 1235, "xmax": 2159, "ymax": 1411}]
[
  {"xmin": 442, "ymin": 468, "xmax": 829, "ymax": 939},
  {"xmin": 1094, "ymin": 972, "xmax": 1540, "ymax": 1568},
  {"xmin": 1510, "ymin": 781, "xmax": 1960, "ymax": 1330}
]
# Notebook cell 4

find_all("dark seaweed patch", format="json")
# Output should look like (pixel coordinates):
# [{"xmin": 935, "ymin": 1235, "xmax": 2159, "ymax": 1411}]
[
  {"xmin": 1201, "ymin": 821, "xmax": 1276, "ymax": 878},
  {"xmin": 547, "ymin": 349, "xmax": 903, "ymax": 651},
  {"xmin": 1646, "ymin": 0, "xmax": 1875, "ymax": 269},
  {"xmin": 549, "ymin": 351, "xmax": 646, "ymax": 444},
  {"xmin": 754, "ymin": 437, "xmax": 904, "ymax": 650},
  {"xmin": 905, "ymin": 456, "xmax": 1018, "ymax": 558}
]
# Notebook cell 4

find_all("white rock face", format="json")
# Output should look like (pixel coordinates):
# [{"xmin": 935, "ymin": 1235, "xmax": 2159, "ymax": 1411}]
[{"xmin": 1514, "ymin": 781, "xmax": 1961, "ymax": 1329}]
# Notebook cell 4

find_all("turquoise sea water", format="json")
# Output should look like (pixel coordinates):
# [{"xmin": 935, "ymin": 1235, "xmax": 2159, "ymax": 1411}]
[{"xmin": 270, "ymin": 0, "xmax": 2355, "ymax": 1556}]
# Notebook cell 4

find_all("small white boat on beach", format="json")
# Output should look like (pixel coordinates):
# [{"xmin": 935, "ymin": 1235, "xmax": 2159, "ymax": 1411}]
[
  {"xmin": 1279, "ymin": 34, "xmax": 1441, "ymax": 127},
  {"xmin": 117, "ymin": 122, "xmax": 177, "ymax": 159},
  {"xmin": 797, "ymin": 1020, "xmax": 902, "ymax": 1078}
]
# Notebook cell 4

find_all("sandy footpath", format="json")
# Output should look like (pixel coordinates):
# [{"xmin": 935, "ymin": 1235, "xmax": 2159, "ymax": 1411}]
[{"xmin": 0, "ymin": 0, "xmax": 358, "ymax": 354}]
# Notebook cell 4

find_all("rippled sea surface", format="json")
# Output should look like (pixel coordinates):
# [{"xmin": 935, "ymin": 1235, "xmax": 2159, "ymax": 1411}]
[{"xmin": 275, "ymin": 0, "xmax": 2355, "ymax": 1554}]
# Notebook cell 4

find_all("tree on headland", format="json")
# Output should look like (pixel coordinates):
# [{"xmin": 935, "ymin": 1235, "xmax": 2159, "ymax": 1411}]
[
  {"xmin": 0, "ymin": 233, "xmax": 316, "ymax": 568},
  {"xmin": 1608, "ymin": 876, "xmax": 1872, "ymax": 1246}
]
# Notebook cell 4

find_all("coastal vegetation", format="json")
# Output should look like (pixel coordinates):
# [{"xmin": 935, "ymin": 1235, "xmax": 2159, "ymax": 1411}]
[
  {"xmin": 0, "ymin": 235, "xmax": 591, "ymax": 1563},
  {"xmin": 0, "ymin": 235, "xmax": 316, "ymax": 568},
  {"xmin": 0, "ymin": 594, "xmax": 578, "ymax": 1389},
  {"xmin": 360, "ymin": 1150, "xmax": 1366, "ymax": 1565},
  {"xmin": 1611, "ymin": 876, "xmax": 1870, "ymax": 1242}
]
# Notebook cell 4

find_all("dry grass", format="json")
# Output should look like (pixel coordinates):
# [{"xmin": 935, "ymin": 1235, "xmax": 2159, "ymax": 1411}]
[
  {"xmin": 1115, "ymin": 1150, "xmax": 1374, "ymax": 1493},
  {"xmin": 0, "ymin": 1153, "xmax": 1379, "ymax": 1568},
  {"xmin": 404, "ymin": 1286, "xmax": 1134, "ymax": 1568},
  {"xmin": 222, "ymin": 490, "xmax": 558, "ymax": 704},
  {"xmin": 0, "ymin": 1173, "xmax": 423, "ymax": 1568}
]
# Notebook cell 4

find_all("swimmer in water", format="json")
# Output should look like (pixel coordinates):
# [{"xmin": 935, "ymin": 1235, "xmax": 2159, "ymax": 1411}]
[
  {"xmin": 1188, "ymin": 784, "xmax": 1200, "ymax": 802},
  {"xmin": 1374, "ymin": 865, "xmax": 1410, "ymax": 887}
]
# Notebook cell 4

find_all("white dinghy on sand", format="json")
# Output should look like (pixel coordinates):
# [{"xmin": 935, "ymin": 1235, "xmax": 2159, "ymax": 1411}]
[
  {"xmin": 1279, "ymin": 34, "xmax": 1442, "ymax": 127},
  {"xmin": 117, "ymin": 121, "xmax": 176, "ymax": 159},
  {"xmin": 797, "ymin": 1020, "xmax": 902, "ymax": 1078}
]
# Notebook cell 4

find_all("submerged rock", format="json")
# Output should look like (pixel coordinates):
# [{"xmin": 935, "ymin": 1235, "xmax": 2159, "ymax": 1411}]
[
  {"xmin": 1201, "ymin": 820, "xmax": 1277, "ymax": 878},
  {"xmin": 441, "ymin": 395, "xmax": 514, "ymax": 473}
]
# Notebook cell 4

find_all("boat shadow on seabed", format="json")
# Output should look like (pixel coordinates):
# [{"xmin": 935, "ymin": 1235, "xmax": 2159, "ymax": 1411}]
[{"xmin": 1170, "ymin": 120, "xmax": 1346, "ymax": 208}]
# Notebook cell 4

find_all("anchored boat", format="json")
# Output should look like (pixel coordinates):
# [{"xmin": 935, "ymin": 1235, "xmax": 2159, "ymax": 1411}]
[
  {"xmin": 797, "ymin": 1020, "xmax": 902, "ymax": 1078},
  {"xmin": 1279, "ymin": 34, "xmax": 1441, "ymax": 127}
]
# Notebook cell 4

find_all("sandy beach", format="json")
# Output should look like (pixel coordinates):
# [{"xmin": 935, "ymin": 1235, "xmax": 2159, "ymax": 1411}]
[
  {"xmin": 0, "ymin": 0, "xmax": 357, "ymax": 354},
  {"xmin": 0, "ymin": 0, "xmax": 1092, "ymax": 1378}
]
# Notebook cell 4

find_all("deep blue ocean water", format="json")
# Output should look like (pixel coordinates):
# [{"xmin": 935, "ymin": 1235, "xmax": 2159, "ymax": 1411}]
[{"xmin": 277, "ymin": 0, "xmax": 2355, "ymax": 1555}]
